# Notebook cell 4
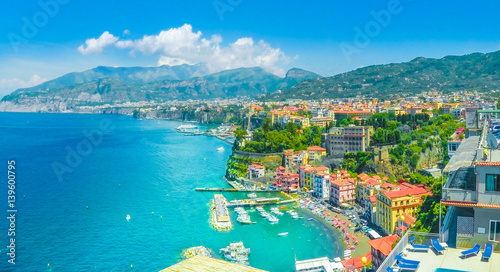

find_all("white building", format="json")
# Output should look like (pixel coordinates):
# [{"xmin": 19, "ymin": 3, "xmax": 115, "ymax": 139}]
[
  {"xmin": 247, "ymin": 164, "xmax": 265, "ymax": 179},
  {"xmin": 314, "ymin": 173, "xmax": 330, "ymax": 200}
]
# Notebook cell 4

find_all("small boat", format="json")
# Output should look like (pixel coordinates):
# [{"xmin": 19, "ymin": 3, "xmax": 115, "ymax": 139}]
[
  {"xmin": 248, "ymin": 192, "xmax": 257, "ymax": 198},
  {"xmin": 308, "ymin": 218, "xmax": 313, "ymax": 221},
  {"xmin": 217, "ymin": 147, "xmax": 225, "ymax": 152},
  {"xmin": 278, "ymin": 232, "xmax": 289, "ymax": 236},
  {"xmin": 220, "ymin": 242, "xmax": 250, "ymax": 265},
  {"xmin": 237, "ymin": 214, "xmax": 252, "ymax": 224},
  {"xmin": 126, "ymin": 215, "xmax": 131, "ymax": 220},
  {"xmin": 267, "ymin": 215, "xmax": 279, "ymax": 223}
]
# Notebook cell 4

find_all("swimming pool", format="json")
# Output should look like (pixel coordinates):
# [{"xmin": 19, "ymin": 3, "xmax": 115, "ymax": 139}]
[{"xmin": 435, "ymin": 269, "xmax": 470, "ymax": 272}]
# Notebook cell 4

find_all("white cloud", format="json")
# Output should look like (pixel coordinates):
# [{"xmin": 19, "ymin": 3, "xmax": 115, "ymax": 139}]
[
  {"xmin": 0, "ymin": 74, "xmax": 48, "ymax": 97},
  {"xmin": 158, "ymin": 56, "xmax": 194, "ymax": 66},
  {"xmin": 77, "ymin": 31, "xmax": 119, "ymax": 55},
  {"xmin": 123, "ymin": 29, "xmax": 130, "ymax": 36},
  {"xmin": 81, "ymin": 24, "xmax": 289, "ymax": 76}
]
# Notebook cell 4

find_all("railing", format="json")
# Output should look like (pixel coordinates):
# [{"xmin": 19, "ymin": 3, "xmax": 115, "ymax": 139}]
[
  {"xmin": 376, "ymin": 232, "xmax": 440, "ymax": 272},
  {"xmin": 441, "ymin": 206, "xmax": 456, "ymax": 243},
  {"xmin": 376, "ymin": 232, "xmax": 409, "ymax": 272},
  {"xmin": 442, "ymin": 188, "xmax": 476, "ymax": 202}
]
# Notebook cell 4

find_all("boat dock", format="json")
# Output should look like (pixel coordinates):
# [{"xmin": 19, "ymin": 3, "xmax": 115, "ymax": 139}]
[
  {"xmin": 226, "ymin": 197, "xmax": 297, "ymax": 207},
  {"xmin": 196, "ymin": 188, "xmax": 281, "ymax": 192}
]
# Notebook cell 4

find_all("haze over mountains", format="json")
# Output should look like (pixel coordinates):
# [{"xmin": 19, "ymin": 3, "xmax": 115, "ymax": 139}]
[
  {"xmin": 266, "ymin": 50, "xmax": 500, "ymax": 101},
  {"xmin": 0, "ymin": 64, "xmax": 321, "ymax": 112},
  {"xmin": 1, "ymin": 50, "xmax": 500, "ymax": 112}
]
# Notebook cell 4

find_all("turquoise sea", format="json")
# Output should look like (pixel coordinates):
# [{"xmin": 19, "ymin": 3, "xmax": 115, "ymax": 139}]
[{"xmin": 0, "ymin": 113, "xmax": 343, "ymax": 271}]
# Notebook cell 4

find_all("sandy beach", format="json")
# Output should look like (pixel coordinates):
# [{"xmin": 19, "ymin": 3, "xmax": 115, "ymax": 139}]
[{"xmin": 298, "ymin": 200, "xmax": 371, "ymax": 258}]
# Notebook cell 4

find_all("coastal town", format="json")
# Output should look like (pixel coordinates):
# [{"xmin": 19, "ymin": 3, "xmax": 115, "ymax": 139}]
[
  {"xmin": 4, "ymin": 2, "xmax": 500, "ymax": 271},
  {"xmin": 159, "ymin": 91, "xmax": 500, "ymax": 271}
]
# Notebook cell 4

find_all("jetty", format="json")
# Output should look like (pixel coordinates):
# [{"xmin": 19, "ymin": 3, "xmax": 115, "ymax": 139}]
[
  {"xmin": 227, "ymin": 197, "xmax": 297, "ymax": 207},
  {"xmin": 196, "ymin": 187, "xmax": 279, "ymax": 192},
  {"xmin": 210, "ymin": 194, "xmax": 232, "ymax": 231}
]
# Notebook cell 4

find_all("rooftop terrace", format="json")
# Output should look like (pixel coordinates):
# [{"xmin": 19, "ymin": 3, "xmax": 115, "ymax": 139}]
[{"xmin": 399, "ymin": 245, "xmax": 500, "ymax": 272}]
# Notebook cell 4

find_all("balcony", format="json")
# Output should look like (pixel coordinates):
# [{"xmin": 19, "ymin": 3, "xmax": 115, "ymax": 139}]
[{"xmin": 442, "ymin": 167, "xmax": 477, "ymax": 202}]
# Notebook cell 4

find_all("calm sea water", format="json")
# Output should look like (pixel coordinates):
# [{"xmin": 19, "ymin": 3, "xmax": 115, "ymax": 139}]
[{"xmin": 0, "ymin": 113, "xmax": 343, "ymax": 272}]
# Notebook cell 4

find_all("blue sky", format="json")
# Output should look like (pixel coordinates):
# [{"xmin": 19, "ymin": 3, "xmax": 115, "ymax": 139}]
[{"xmin": 1, "ymin": 0, "xmax": 500, "ymax": 97}]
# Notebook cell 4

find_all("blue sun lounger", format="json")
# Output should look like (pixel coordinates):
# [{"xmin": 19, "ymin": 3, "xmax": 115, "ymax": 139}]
[
  {"xmin": 396, "ymin": 254, "xmax": 420, "ymax": 266},
  {"xmin": 483, "ymin": 243, "xmax": 493, "ymax": 261},
  {"xmin": 396, "ymin": 261, "xmax": 419, "ymax": 271},
  {"xmin": 409, "ymin": 237, "xmax": 430, "ymax": 252},
  {"xmin": 461, "ymin": 243, "xmax": 480, "ymax": 258},
  {"xmin": 432, "ymin": 238, "xmax": 445, "ymax": 255}
]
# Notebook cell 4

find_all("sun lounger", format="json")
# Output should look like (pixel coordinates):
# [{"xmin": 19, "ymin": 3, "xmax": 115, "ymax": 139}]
[
  {"xmin": 396, "ymin": 261, "xmax": 419, "ymax": 271},
  {"xmin": 396, "ymin": 254, "xmax": 420, "ymax": 266},
  {"xmin": 461, "ymin": 243, "xmax": 481, "ymax": 258},
  {"xmin": 409, "ymin": 238, "xmax": 430, "ymax": 252},
  {"xmin": 386, "ymin": 267, "xmax": 399, "ymax": 272},
  {"xmin": 483, "ymin": 243, "xmax": 493, "ymax": 261},
  {"xmin": 432, "ymin": 238, "xmax": 445, "ymax": 255}
]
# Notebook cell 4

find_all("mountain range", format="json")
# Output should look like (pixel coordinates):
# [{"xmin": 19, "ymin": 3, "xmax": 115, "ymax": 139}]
[
  {"xmin": 2, "ymin": 50, "xmax": 500, "ymax": 112},
  {"xmin": 0, "ymin": 64, "xmax": 320, "ymax": 112},
  {"xmin": 266, "ymin": 50, "xmax": 500, "ymax": 101}
]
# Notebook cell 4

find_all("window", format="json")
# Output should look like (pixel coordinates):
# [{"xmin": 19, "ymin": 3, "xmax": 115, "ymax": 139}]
[
  {"xmin": 486, "ymin": 174, "xmax": 500, "ymax": 192},
  {"xmin": 489, "ymin": 220, "xmax": 500, "ymax": 241}
]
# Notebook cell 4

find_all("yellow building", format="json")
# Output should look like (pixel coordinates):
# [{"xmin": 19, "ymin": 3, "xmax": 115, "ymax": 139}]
[
  {"xmin": 375, "ymin": 184, "xmax": 431, "ymax": 234},
  {"xmin": 306, "ymin": 146, "xmax": 327, "ymax": 163},
  {"xmin": 299, "ymin": 165, "xmax": 329, "ymax": 190}
]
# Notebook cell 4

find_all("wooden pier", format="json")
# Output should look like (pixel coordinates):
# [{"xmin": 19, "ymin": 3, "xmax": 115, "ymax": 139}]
[{"xmin": 195, "ymin": 187, "xmax": 280, "ymax": 192}]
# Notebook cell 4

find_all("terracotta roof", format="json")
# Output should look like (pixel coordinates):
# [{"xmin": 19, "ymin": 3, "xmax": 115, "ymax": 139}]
[
  {"xmin": 315, "ymin": 166, "xmax": 329, "ymax": 172},
  {"xmin": 307, "ymin": 146, "xmax": 326, "ymax": 152},
  {"xmin": 372, "ymin": 175, "xmax": 381, "ymax": 180},
  {"xmin": 276, "ymin": 166, "xmax": 286, "ymax": 171},
  {"xmin": 401, "ymin": 213, "xmax": 416, "ymax": 225},
  {"xmin": 381, "ymin": 183, "xmax": 397, "ymax": 189},
  {"xmin": 476, "ymin": 162, "xmax": 500, "ymax": 166},
  {"xmin": 383, "ymin": 186, "xmax": 431, "ymax": 199},
  {"xmin": 364, "ymin": 178, "xmax": 380, "ymax": 186},
  {"xmin": 358, "ymin": 173, "xmax": 368, "ymax": 179},
  {"xmin": 358, "ymin": 174, "xmax": 371, "ymax": 181},
  {"xmin": 331, "ymin": 178, "xmax": 354, "ymax": 187},
  {"xmin": 368, "ymin": 195, "xmax": 378, "ymax": 203},
  {"xmin": 341, "ymin": 252, "xmax": 372, "ymax": 270},
  {"xmin": 368, "ymin": 234, "xmax": 399, "ymax": 256},
  {"xmin": 442, "ymin": 200, "xmax": 500, "ymax": 209},
  {"xmin": 250, "ymin": 164, "xmax": 265, "ymax": 169}
]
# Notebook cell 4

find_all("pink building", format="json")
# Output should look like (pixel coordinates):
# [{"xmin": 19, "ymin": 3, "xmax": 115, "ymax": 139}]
[
  {"xmin": 274, "ymin": 166, "xmax": 299, "ymax": 189},
  {"xmin": 330, "ymin": 177, "xmax": 355, "ymax": 206}
]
